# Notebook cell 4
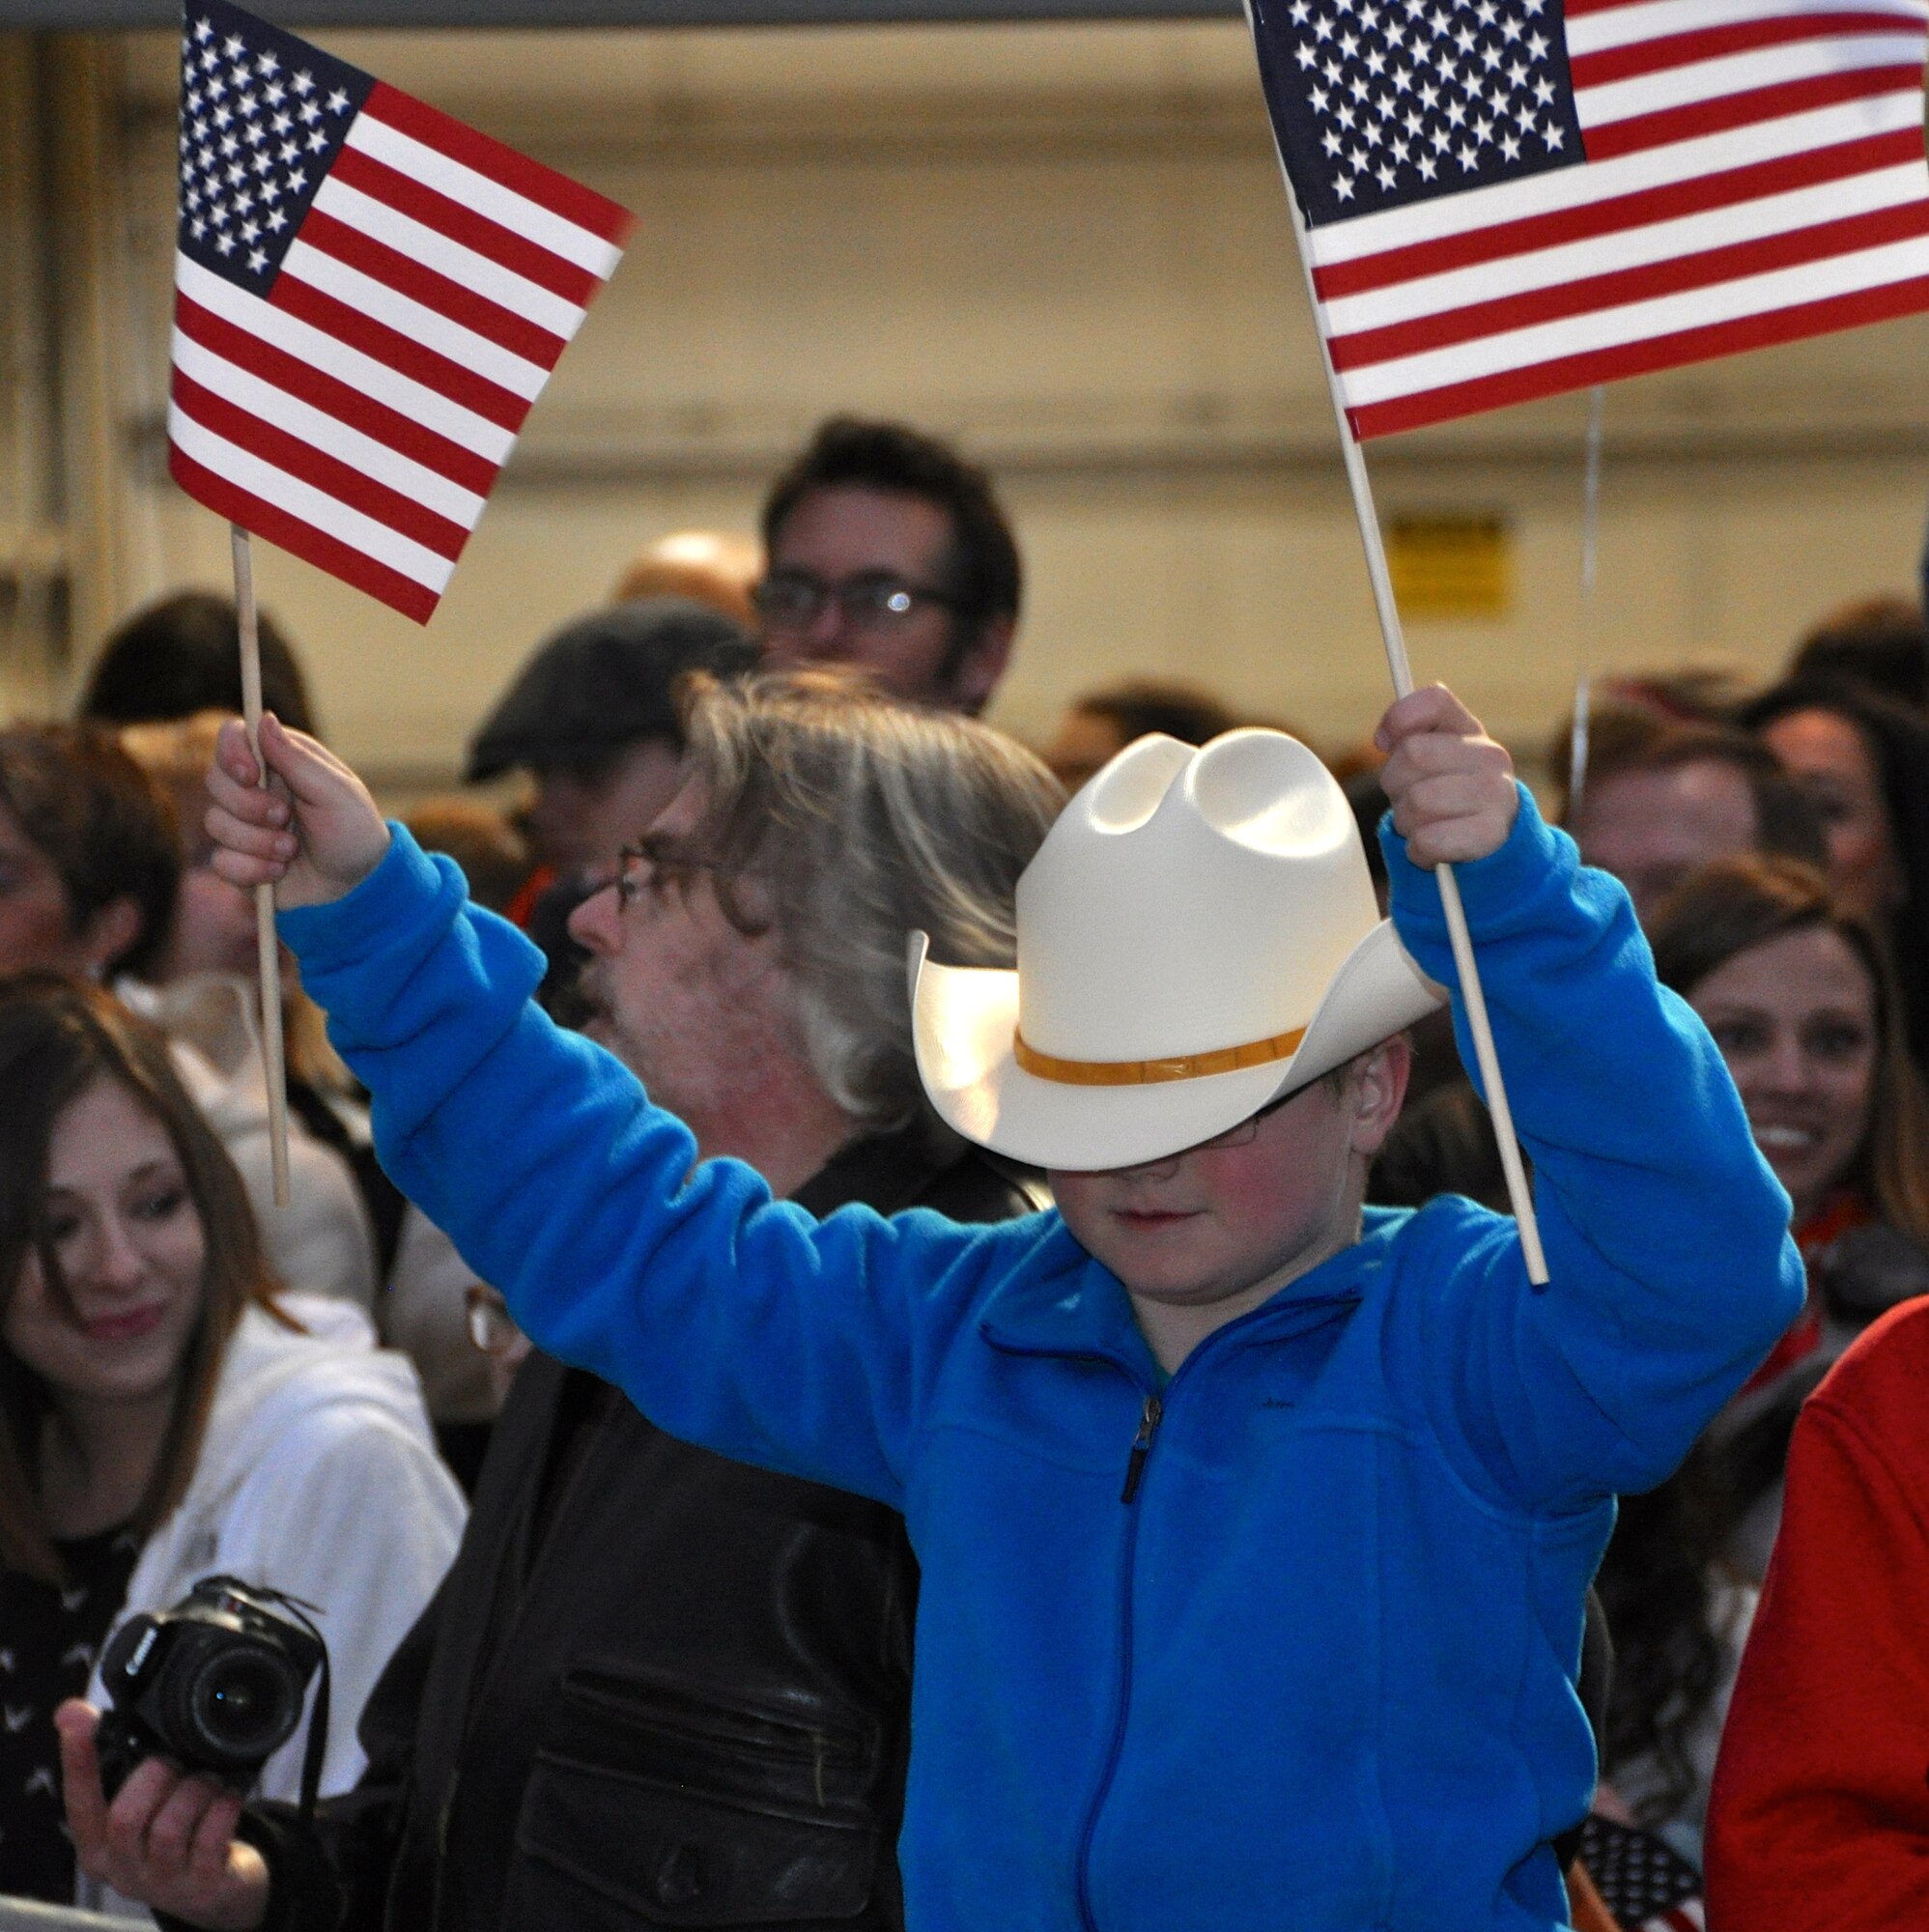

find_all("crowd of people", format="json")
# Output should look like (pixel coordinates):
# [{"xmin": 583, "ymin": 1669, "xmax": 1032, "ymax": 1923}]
[{"xmin": 0, "ymin": 412, "xmax": 1924, "ymax": 1930}]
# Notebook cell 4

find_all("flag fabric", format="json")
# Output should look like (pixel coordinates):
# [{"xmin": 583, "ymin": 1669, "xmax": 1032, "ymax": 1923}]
[
  {"xmin": 169, "ymin": 0, "xmax": 631, "ymax": 622},
  {"xmin": 1575, "ymin": 1817, "xmax": 1705, "ymax": 1932},
  {"xmin": 1246, "ymin": 0, "xmax": 1929, "ymax": 439}
]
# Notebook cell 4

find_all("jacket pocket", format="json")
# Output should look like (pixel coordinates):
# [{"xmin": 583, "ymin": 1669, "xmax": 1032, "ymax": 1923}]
[{"xmin": 504, "ymin": 1669, "xmax": 886, "ymax": 1927}]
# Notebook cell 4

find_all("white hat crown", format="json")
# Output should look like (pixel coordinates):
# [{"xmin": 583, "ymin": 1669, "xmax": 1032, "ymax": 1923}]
[
  {"xmin": 1016, "ymin": 730, "xmax": 1379, "ymax": 1065},
  {"xmin": 909, "ymin": 725, "xmax": 1445, "ymax": 1170}
]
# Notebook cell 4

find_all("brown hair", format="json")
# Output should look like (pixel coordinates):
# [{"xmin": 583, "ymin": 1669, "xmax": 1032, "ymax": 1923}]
[
  {"xmin": 80, "ymin": 589, "xmax": 317, "ymax": 737},
  {"xmin": 1070, "ymin": 679, "xmax": 1240, "ymax": 751},
  {"xmin": 676, "ymin": 668, "xmax": 1063, "ymax": 1135},
  {"xmin": 1790, "ymin": 594, "xmax": 1927, "ymax": 709},
  {"xmin": 0, "ymin": 724, "xmax": 181, "ymax": 982},
  {"xmin": 1649, "ymin": 856, "xmax": 1929, "ymax": 1244},
  {"xmin": 117, "ymin": 707, "xmax": 229, "ymax": 805},
  {"xmin": 760, "ymin": 417, "xmax": 1020, "ymax": 705},
  {"xmin": 0, "ymin": 977, "xmax": 281, "ymax": 1582},
  {"xmin": 1551, "ymin": 705, "xmax": 1826, "ymax": 869}
]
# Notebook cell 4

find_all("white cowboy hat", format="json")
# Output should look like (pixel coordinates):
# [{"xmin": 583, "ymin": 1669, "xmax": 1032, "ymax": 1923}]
[{"xmin": 910, "ymin": 727, "xmax": 1447, "ymax": 1172}]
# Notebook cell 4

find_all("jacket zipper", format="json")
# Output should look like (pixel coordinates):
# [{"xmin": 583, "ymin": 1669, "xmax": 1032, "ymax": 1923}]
[
  {"xmin": 990, "ymin": 1288, "xmax": 1359, "ymax": 1932},
  {"xmin": 1074, "ymin": 1385, "xmax": 1166, "ymax": 1932},
  {"xmin": 1120, "ymin": 1393, "xmax": 1163, "ymax": 1504}
]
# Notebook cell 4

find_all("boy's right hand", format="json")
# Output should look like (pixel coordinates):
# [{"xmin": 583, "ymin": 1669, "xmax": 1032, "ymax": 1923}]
[
  {"xmin": 57, "ymin": 1700, "xmax": 270, "ymax": 1930},
  {"xmin": 206, "ymin": 712, "xmax": 391, "ymax": 909}
]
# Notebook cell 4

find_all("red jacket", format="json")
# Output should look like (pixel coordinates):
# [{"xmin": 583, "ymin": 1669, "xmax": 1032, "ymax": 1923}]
[{"xmin": 1706, "ymin": 1296, "xmax": 1929, "ymax": 1930}]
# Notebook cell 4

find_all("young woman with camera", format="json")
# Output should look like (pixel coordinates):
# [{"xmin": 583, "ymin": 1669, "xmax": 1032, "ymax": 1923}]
[{"xmin": 0, "ymin": 977, "xmax": 464, "ymax": 1914}]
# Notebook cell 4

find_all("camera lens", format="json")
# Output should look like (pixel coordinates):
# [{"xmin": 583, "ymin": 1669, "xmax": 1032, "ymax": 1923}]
[{"xmin": 178, "ymin": 1642, "xmax": 303, "ymax": 1769}]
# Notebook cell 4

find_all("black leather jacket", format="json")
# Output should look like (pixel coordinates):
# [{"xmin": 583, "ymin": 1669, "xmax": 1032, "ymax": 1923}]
[{"xmin": 235, "ymin": 1130, "xmax": 1041, "ymax": 1932}]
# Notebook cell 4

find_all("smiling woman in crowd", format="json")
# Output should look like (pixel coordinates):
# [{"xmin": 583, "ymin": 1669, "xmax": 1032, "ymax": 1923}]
[
  {"xmin": 1659, "ymin": 854, "xmax": 1923, "ymax": 1200},
  {"xmin": 1653, "ymin": 855, "xmax": 1929, "ymax": 1335},
  {"xmin": 1651, "ymin": 854, "xmax": 1929, "ymax": 1572},
  {"xmin": 0, "ymin": 978, "xmax": 463, "ymax": 1915},
  {"xmin": 1581, "ymin": 856, "xmax": 1929, "ymax": 1869},
  {"xmin": 1651, "ymin": 850, "xmax": 1929, "ymax": 1575}
]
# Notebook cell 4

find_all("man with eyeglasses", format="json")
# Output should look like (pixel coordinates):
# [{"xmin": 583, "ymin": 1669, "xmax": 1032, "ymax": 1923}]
[
  {"xmin": 754, "ymin": 416, "xmax": 1020, "ymax": 717},
  {"xmin": 67, "ymin": 672, "xmax": 1063, "ymax": 1932}
]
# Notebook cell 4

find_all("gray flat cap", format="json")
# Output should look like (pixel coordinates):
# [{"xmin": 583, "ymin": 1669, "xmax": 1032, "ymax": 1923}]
[{"xmin": 466, "ymin": 597, "xmax": 756, "ymax": 783}]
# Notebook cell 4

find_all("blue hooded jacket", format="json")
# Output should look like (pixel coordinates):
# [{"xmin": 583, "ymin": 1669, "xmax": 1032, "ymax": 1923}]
[{"xmin": 281, "ymin": 791, "xmax": 1801, "ymax": 1932}]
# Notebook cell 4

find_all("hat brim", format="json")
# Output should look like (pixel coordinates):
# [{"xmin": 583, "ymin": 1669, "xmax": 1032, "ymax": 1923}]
[{"xmin": 912, "ymin": 921, "xmax": 1448, "ymax": 1172}]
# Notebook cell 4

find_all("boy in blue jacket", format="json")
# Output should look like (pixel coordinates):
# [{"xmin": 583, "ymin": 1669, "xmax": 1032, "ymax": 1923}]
[{"xmin": 116, "ymin": 680, "xmax": 1799, "ymax": 1931}]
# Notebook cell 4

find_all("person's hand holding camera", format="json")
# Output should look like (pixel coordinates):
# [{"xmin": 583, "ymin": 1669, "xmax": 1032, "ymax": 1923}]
[{"xmin": 56, "ymin": 1700, "xmax": 270, "ymax": 1930}]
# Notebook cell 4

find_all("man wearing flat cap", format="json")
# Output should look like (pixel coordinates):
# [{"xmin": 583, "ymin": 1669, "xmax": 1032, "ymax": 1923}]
[{"xmin": 467, "ymin": 596, "xmax": 756, "ymax": 890}]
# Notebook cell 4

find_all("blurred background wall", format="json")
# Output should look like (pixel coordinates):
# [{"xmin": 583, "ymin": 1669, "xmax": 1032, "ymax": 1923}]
[{"xmin": 5, "ymin": 17, "xmax": 1928, "ymax": 790}]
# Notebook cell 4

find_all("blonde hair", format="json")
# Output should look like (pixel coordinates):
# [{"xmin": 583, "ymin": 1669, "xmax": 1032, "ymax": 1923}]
[
  {"xmin": 612, "ymin": 531, "xmax": 761, "ymax": 629},
  {"xmin": 118, "ymin": 707, "xmax": 229, "ymax": 796},
  {"xmin": 681, "ymin": 669, "xmax": 1064, "ymax": 1132}
]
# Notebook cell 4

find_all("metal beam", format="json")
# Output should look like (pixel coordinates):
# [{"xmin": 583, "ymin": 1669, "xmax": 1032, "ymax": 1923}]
[{"xmin": 8, "ymin": 2, "xmax": 1241, "ymax": 26}]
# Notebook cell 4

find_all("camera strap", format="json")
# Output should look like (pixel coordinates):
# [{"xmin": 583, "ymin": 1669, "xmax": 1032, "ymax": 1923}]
[
  {"xmin": 259, "ymin": 1588, "xmax": 330, "ymax": 1825},
  {"xmin": 298, "ymin": 1644, "xmax": 330, "ymax": 1824}
]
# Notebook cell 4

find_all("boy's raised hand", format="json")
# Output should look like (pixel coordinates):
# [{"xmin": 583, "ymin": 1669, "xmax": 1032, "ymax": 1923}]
[
  {"xmin": 1374, "ymin": 684, "xmax": 1518, "ymax": 868},
  {"xmin": 206, "ymin": 712, "xmax": 390, "ymax": 909}
]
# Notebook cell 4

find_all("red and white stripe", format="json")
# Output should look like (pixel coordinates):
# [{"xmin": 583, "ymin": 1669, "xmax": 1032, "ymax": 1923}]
[
  {"xmin": 168, "ymin": 81, "xmax": 629, "ymax": 622},
  {"xmin": 1301, "ymin": 0, "xmax": 1929, "ymax": 439},
  {"xmin": 1644, "ymin": 1901, "xmax": 1706, "ymax": 1930}
]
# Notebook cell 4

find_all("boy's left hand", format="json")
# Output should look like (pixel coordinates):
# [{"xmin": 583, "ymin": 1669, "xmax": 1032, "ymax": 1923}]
[{"xmin": 1375, "ymin": 684, "xmax": 1518, "ymax": 868}]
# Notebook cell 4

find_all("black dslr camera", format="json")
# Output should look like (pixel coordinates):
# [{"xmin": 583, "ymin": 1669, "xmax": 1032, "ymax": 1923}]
[{"xmin": 96, "ymin": 1577, "xmax": 326, "ymax": 1798}]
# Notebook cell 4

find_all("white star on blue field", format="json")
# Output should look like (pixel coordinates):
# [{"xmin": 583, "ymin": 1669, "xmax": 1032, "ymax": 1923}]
[
  {"xmin": 1251, "ymin": 0, "xmax": 1587, "ymax": 225},
  {"xmin": 176, "ymin": 2, "xmax": 373, "ymax": 291}
]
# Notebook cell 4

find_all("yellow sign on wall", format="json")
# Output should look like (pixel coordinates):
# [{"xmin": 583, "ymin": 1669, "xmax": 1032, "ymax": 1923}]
[{"xmin": 1388, "ymin": 515, "xmax": 1514, "ymax": 620}]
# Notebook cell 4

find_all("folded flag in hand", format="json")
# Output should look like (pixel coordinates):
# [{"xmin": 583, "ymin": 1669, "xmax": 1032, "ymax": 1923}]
[
  {"xmin": 169, "ymin": 0, "xmax": 631, "ymax": 621},
  {"xmin": 1246, "ymin": 0, "xmax": 1929, "ymax": 438}
]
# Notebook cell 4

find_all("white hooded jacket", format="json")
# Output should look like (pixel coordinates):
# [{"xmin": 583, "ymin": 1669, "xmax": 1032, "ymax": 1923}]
[{"xmin": 76, "ymin": 1303, "xmax": 466, "ymax": 1919}]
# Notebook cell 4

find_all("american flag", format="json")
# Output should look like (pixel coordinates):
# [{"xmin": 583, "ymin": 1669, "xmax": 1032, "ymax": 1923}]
[
  {"xmin": 1575, "ymin": 1815, "xmax": 1705, "ymax": 1932},
  {"xmin": 169, "ymin": 0, "xmax": 631, "ymax": 623},
  {"xmin": 1246, "ymin": 0, "xmax": 1929, "ymax": 438}
]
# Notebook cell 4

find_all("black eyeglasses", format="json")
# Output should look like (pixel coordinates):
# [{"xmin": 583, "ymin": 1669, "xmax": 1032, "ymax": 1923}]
[
  {"xmin": 1190, "ymin": 1090, "xmax": 1298, "ymax": 1153},
  {"xmin": 752, "ymin": 570, "xmax": 960, "ymax": 637},
  {"xmin": 615, "ymin": 837, "xmax": 724, "ymax": 912}
]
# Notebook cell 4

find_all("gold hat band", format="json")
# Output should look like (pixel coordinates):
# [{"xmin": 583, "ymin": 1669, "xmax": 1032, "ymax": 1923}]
[{"xmin": 1011, "ymin": 1023, "xmax": 1308, "ymax": 1088}]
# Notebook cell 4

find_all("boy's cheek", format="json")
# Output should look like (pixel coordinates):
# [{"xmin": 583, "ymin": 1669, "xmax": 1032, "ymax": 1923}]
[{"xmin": 1049, "ymin": 1179, "xmax": 1113, "ymax": 1258}]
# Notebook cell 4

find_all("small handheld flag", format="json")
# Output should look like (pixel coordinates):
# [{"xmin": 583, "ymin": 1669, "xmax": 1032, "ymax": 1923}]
[
  {"xmin": 170, "ymin": 0, "xmax": 632, "ymax": 623},
  {"xmin": 1248, "ymin": 0, "xmax": 1929, "ymax": 439},
  {"xmin": 168, "ymin": 1, "xmax": 631, "ymax": 1205},
  {"xmin": 1242, "ymin": 0, "xmax": 1563, "ymax": 1280}
]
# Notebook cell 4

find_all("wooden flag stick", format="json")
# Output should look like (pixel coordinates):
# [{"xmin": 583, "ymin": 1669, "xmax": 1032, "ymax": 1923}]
[
  {"xmin": 231, "ymin": 526, "xmax": 291, "ymax": 1208},
  {"xmin": 1267, "ymin": 134, "xmax": 1550, "ymax": 1285}
]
